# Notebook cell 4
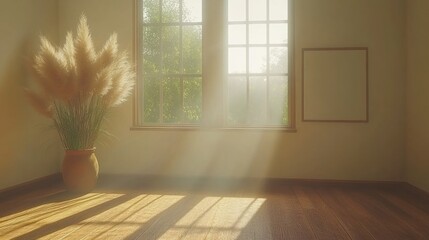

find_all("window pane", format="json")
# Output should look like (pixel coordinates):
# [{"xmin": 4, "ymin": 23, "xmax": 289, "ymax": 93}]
[
  {"xmin": 143, "ymin": 27, "xmax": 161, "ymax": 74},
  {"xmin": 183, "ymin": 25, "xmax": 202, "ymax": 74},
  {"xmin": 249, "ymin": 47, "xmax": 267, "ymax": 73},
  {"xmin": 269, "ymin": 23, "xmax": 288, "ymax": 44},
  {"xmin": 163, "ymin": 78, "xmax": 182, "ymax": 123},
  {"xmin": 183, "ymin": 0, "xmax": 202, "ymax": 22},
  {"xmin": 268, "ymin": 76, "xmax": 288, "ymax": 125},
  {"xmin": 143, "ymin": 77, "xmax": 161, "ymax": 123},
  {"xmin": 228, "ymin": 77, "xmax": 247, "ymax": 125},
  {"xmin": 162, "ymin": 0, "xmax": 180, "ymax": 23},
  {"xmin": 183, "ymin": 77, "xmax": 202, "ymax": 123},
  {"xmin": 228, "ymin": 24, "xmax": 246, "ymax": 45},
  {"xmin": 269, "ymin": 47, "xmax": 288, "ymax": 74},
  {"xmin": 139, "ymin": 0, "xmax": 290, "ymax": 127},
  {"xmin": 249, "ymin": 77, "xmax": 267, "ymax": 124},
  {"xmin": 249, "ymin": 0, "xmax": 266, "ymax": 21},
  {"xmin": 162, "ymin": 26, "xmax": 180, "ymax": 74},
  {"xmin": 228, "ymin": 47, "xmax": 247, "ymax": 73},
  {"xmin": 228, "ymin": 0, "xmax": 246, "ymax": 22},
  {"xmin": 269, "ymin": 0, "xmax": 288, "ymax": 21},
  {"xmin": 143, "ymin": 0, "xmax": 160, "ymax": 23},
  {"xmin": 249, "ymin": 24, "xmax": 266, "ymax": 44}
]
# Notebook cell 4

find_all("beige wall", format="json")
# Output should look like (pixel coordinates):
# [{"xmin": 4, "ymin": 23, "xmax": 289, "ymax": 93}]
[
  {"xmin": 8, "ymin": 0, "xmax": 429, "ymax": 192},
  {"xmin": 56, "ymin": 0, "xmax": 406, "ymax": 181},
  {"xmin": 0, "ymin": 0, "xmax": 62, "ymax": 189},
  {"xmin": 406, "ymin": 0, "xmax": 429, "ymax": 192}
]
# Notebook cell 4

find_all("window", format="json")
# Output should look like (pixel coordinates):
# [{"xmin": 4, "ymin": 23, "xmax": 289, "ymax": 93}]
[
  {"xmin": 138, "ymin": 0, "xmax": 203, "ymax": 125},
  {"xmin": 136, "ymin": 0, "xmax": 293, "ymax": 128},
  {"xmin": 227, "ymin": 0, "xmax": 289, "ymax": 126}
]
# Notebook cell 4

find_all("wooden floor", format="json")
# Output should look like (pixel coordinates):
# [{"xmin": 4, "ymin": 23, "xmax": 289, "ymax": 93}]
[{"xmin": 0, "ymin": 180, "xmax": 429, "ymax": 240}]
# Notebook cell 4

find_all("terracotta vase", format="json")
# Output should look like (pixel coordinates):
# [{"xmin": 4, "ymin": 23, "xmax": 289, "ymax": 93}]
[{"xmin": 62, "ymin": 148, "xmax": 99, "ymax": 192}]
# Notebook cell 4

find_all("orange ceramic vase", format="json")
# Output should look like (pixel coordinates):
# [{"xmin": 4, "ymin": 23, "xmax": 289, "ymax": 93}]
[{"xmin": 62, "ymin": 148, "xmax": 99, "ymax": 192}]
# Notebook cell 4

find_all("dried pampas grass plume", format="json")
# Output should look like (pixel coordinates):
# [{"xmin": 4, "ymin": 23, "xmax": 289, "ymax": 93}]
[
  {"xmin": 97, "ymin": 33, "xmax": 118, "ymax": 69},
  {"xmin": 33, "ymin": 37, "xmax": 71, "ymax": 101},
  {"xmin": 26, "ymin": 14, "xmax": 135, "ymax": 150},
  {"xmin": 28, "ymin": 14, "xmax": 134, "ymax": 103},
  {"xmin": 74, "ymin": 15, "xmax": 97, "ymax": 96},
  {"xmin": 103, "ymin": 52, "xmax": 135, "ymax": 107}
]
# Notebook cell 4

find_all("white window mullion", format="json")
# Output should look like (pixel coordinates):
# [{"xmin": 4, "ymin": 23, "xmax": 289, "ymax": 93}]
[
  {"xmin": 245, "ymin": 0, "xmax": 250, "ymax": 125},
  {"xmin": 179, "ymin": 0, "xmax": 184, "ymax": 122},
  {"xmin": 266, "ymin": 0, "xmax": 271, "ymax": 122},
  {"xmin": 159, "ymin": 0, "xmax": 164, "ymax": 123},
  {"xmin": 202, "ymin": 0, "xmax": 226, "ymax": 127}
]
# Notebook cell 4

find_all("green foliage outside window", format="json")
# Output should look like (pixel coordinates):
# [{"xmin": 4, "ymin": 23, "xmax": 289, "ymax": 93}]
[{"xmin": 142, "ymin": 0, "xmax": 202, "ymax": 124}]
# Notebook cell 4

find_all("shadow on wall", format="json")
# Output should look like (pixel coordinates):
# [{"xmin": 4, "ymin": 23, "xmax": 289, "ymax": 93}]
[
  {"xmin": 0, "ymin": 44, "xmax": 29, "ymax": 172},
  {"xmin": 0, "ymin": 40, "xmax": 63, "ymax": 187}
]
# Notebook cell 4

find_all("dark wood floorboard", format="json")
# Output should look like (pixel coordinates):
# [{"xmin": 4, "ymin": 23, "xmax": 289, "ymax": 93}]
[
  {"xmin": 350, "ymin": 188, "xmax": 426, "ymax": 239},
  {"xmin": 316, "ymin": 187, "xmax": 375, "ymax": 240},
  {"xmin": 0, "ymin": 182, "xmax": 428, "ymax": 239},
  {"xmin": 293, "ymin": 186, "xmax": 351, "ymax": 240}
]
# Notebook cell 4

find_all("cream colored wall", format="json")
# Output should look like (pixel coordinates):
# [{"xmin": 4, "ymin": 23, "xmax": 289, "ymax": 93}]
[
  {"xmin": 406, "ymin": 1, "xmax": 429, "ymax": 192},
  {"xmin": 57, "ymin": 0, "xmax": 406, "ymax": 181},
  {"xmin": 0, "ymin": 0, "xmax": 62, "ymax": 190}
]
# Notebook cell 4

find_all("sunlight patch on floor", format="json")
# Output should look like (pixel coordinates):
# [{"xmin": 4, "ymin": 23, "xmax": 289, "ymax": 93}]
[
  {"xmin": 39, "ymin": 194, "xmax": 184, "ymax": 240},
  {"xmin": 0, "ymin": 193, "xmax": 121, "ymax": 239},
  {"xmin": 159, "ymin": 197, "xmax": 266, "ymax": 240},
  {"xmin": 82, "ymin": 195, "xmax": 184, "ymax": 239},
  {"xmin": 0, "ymin": 193, "xmax": 266, "ymax": 239}
]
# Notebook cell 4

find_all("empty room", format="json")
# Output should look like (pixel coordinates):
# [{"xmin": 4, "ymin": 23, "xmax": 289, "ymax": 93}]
[{"xmin": 1, "ymin": 0, "xmax": 429, "ymax": 239}]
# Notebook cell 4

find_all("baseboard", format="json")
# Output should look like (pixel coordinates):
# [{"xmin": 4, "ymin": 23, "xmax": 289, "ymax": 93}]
[
  {"xmin": 402, "ymin": 182, "xmax": 429, "ymax": 199},
  {"xmin": 265, "ymin": 177, "xmax": 404, "ymax": 186},
  {"xmin": 0, "ymin": 173, "xmax": 62, "ymax": 201},
  {"xmin": 97, "ymin": 174, "xmax": 406, "ymax": 192},
  {"xmin": 0, "ymin": 173, "xmax": 420, "ymax": 196}
]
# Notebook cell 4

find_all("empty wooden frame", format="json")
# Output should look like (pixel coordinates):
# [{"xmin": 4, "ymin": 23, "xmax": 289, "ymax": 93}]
[{"xmin": 302, "ymin": 47, "xmax": 368, "ymax": 122}]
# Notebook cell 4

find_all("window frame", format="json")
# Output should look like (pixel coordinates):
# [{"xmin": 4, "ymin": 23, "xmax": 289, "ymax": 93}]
[{"xmin": 133, "ymin": 0, "xmax": 295, "ymax": 130}]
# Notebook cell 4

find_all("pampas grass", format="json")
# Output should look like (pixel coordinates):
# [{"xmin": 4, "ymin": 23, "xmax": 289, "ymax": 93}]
[{"xmin": 26, "ymin": 15, "xmax": 134, "ymax": 150}]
